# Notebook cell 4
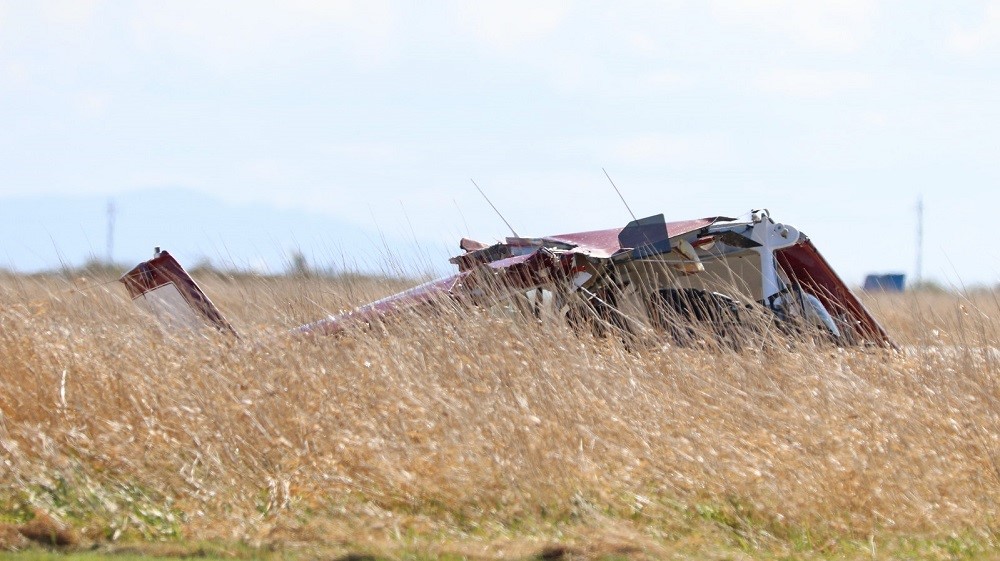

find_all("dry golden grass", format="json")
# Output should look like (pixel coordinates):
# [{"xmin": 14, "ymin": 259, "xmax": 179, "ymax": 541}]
[{"xmin": 0, "ymin": 270, "xmax": 998, "ymax": 558}]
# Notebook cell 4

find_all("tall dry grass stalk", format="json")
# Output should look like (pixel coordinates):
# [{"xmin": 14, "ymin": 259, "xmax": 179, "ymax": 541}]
[{"xmin": 0, "ymin": 271, "xmax": 998, "ymax": 552}]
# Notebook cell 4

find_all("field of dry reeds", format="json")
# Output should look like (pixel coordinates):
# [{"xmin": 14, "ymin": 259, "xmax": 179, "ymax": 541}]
[{"xmin": 0, "ymin": 269, "xmax": 998, "ymax": 559}]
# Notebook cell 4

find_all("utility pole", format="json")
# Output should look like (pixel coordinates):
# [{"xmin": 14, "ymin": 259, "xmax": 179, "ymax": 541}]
[
  {"xmin": 915, "ymin": 196, "xmax": 923, "ymax": 284},
  {"xmin": 106, "ymin": 199, "xmax": 116, "ymax": 265}
]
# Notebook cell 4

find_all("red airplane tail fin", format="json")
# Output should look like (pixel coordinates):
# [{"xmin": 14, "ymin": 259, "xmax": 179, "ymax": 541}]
[{"xmin": 120, "ymin": 248, "xmax": 237, "ymax": 337}]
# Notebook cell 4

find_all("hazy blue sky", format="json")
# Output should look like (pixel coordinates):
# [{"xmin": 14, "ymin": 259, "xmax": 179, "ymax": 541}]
[{"xmin": 2, "ymin": 1, "xmax": 1000, "ymax": 285}]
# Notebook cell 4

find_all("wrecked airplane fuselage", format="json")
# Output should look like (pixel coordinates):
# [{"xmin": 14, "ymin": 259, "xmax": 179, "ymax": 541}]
[{"xmin": 120, "ymin": 211, "xmax": 892, "ymax": 347}]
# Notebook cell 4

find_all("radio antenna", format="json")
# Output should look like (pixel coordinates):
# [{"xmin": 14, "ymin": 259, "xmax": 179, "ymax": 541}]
[
  {"xmin": 603, "ymin": 167, "xmax": 637, "ymax": 221},
  {"xmin": 471, "ymin": 179, "xmax": 520, "ymax": 238}
]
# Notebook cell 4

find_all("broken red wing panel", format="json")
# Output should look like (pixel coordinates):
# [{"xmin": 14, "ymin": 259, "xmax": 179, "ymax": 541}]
[
  {"xmin": 776, "ymin": 240, "xmax": 892, "ymax": 346},
  {"xmin": 296, "ymin": 250, "xmax": 575, "ymax": 336},
  {"xmin": 449, "ymin": 242, "xmax": 512, "ymax": 271},
  {"xmin": 461, "ymin": 249, "xmax": 579, "ymax": 297},
  {"xmin": 295, "ymin": 274, "xmax": 467, "ymax": 336},
  {"xmin": 546, "ymin": 217, "xmax": 720, "ymax": 258},
  {"xmin": 459, "ymin": 238, "xmax": 490, "ymax": 252},
  {"xmin": 482, "ymin": 249, "xmax": 569, "ymax": 282},
  {"xmin": 120, "ymin": 250, "xmax": 237, "ymax": 336}
]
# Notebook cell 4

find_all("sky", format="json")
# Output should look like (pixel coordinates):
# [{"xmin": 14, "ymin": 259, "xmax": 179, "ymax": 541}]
[{"xmin": 1, "ymin": 1, "xmax": 1000, "ymax": 286}]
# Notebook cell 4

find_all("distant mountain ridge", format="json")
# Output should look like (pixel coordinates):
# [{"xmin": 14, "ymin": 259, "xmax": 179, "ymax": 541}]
[{"xmin": 0, "ymin": 189, "xmax": 445, "ymax": 275}]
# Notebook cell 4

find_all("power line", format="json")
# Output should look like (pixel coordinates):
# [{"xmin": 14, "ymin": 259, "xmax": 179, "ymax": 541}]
[
  {"xmin": 106, "ymin": 199, "xmax": 116, "ymax": 264},
  {"xmin": 916, "ymin": 196, "xmax": 923, "ymax": 283}
]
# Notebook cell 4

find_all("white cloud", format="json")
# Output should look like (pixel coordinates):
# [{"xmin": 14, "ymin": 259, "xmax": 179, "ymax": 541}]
[
  {"xmin": 0, "ymin": 1, "xmax": 103, "ymax": 73},
  {"xmin": 861, "ymin": 111, "xmax": 888, "ymax": 127},
  {"xmin": 320, "ymin": 141, "xmax": 408, "ymax": 164},
  {"xmin": 455, "ymin": 0, "xmax": 570, "ymax": 51},
  {"xmin": 628, "ymin": 31, "xmax": 660, "ymax": 55},
  {"xmin": 609, "ymin": 133, "xmax": 732, "ymax": 167},
  {"xmin": 710, "ymin": 0, "xmax": 877, "ymax": 53},
  {"xmin": 638, "ymin": 71, "xmax": 696, "ymax": 91},
  {"xmin": 128, "ymin": 0, "xmax": 399, "ymax": 69},
  {"xmin": 38, "ymin": 0, "xmax": 101, "ymax": 29},
  {"xmin": 75, "ymin": 91, "xmax": 109, "ymax": 119},
  {"xmin": 754, "ymin": 68, "xmax": 871, "ymax": 98},
  {"xmin": 3, "ymin": 61, "xmax": 30, "ymax": 88},
  {"xmin": 948, "ymin": 4, "xmax": 1000, "ymax": 54}
]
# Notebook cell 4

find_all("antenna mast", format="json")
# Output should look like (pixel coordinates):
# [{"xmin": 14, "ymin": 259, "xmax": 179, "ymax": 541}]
[
  {"xmin": 471, "ymin": 179, "xmax": 519, "ymax": 238},
  {"xmin": 106, "ymin": 199, "xmax": 116, "ymax": 265},
  {"xmin": 602, "ymin": 167, "xmax": 637, "ymax": 221}
]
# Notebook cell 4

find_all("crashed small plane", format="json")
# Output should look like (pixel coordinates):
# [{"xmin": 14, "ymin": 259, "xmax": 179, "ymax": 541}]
[{"xmin": 120, "ymin": 210, "xmax": 892, "ymax": 347}]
